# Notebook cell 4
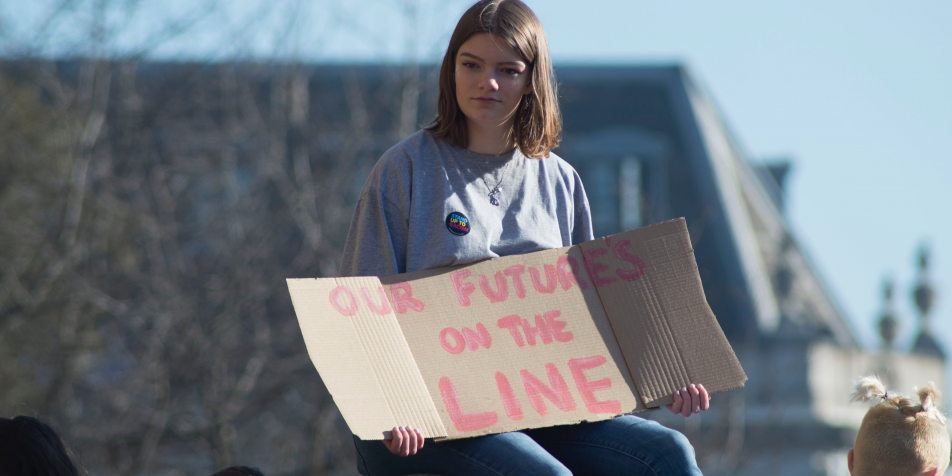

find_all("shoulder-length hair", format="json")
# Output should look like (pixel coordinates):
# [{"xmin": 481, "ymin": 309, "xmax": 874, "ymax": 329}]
[{"xmin": 426, "ymin": 0, "xmax": 561, "ymax": 158}]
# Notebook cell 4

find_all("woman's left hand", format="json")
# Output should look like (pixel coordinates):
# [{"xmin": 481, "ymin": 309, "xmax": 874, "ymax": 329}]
[{"xmin": 665, "ymin": 383, "xmax": 710, "ymax": 417}]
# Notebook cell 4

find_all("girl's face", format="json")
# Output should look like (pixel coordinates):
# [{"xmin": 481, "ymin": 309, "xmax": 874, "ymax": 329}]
[{"xmin": 454, "ymin": 33, "xmax": 532, "ymax": 133}]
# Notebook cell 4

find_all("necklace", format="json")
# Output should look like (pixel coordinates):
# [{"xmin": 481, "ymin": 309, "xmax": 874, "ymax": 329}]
[{"xmin": 465, "ymin": 150, "xmax": 516, "ymax": 206}]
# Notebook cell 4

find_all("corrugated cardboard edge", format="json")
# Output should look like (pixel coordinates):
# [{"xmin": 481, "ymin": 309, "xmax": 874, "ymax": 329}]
[
  {"xmin": 580, "ymin": 218, "xmax": 748, "ymax": 407},
  {"xmin": 287, "ymin": 276, "xmax": 448, "ymax": 440}
]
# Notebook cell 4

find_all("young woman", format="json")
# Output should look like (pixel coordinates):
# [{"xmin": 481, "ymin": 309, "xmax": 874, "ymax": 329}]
[{"xmin": 339, "ymin": 1, "xmax": 710, "ymax": 474}]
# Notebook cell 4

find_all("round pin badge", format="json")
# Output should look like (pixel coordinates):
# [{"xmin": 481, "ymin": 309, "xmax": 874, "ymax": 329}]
[{"xmin": 445, "ymin": 211, "xmax": 471, "ymax": 236}]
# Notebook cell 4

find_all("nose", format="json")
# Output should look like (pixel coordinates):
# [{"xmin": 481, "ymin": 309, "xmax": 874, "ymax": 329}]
[{"xmin": 480, "ymin": 73, "xmax": 499, "ymax": 91}]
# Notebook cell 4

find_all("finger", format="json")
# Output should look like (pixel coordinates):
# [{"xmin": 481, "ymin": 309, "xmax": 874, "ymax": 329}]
[
  {"xmin": 680, "ymin": 387, "xmax": 691, "ymax": 417},
  {"xmin": 399, "ymin": 427, "xmax": 411, "ymax": 457},
  {"xmin": 698, "ymin": 384, "xmax": 710, "ymax": 411},
  {"xmin": 689, "ymin": 383, "xmax": 701, "ymax": 414},
  {"xmin": 384, "ymin": 426, "xmax": 401, "ymax": 454},
  {"xmin": 396, "ymin": 427, "xmax": 408, "ymax": 456},
  {"xmin": 414, "ymin": 428, "xmax": 425, "ymax": 453},
  {"xmin": 667, "ymin": 389, "xmax": 682, "ymax": 414},
  {"xmin": 404, "ymin": 427, "xmax": 418, "ymax": 456}
]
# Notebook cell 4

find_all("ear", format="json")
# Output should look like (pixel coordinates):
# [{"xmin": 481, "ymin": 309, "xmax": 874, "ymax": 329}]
[
  {"xmin": 920, "ymin": 468, "xmax": 939, "ymax": 476},
  {"xmin": 847, "ymin": 449, "xmax": 854, "ymax": 473}
]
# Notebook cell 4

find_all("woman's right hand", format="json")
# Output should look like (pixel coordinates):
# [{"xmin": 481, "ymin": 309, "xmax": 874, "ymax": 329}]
[{"xmin": 382, "ymin": 426, "xmax": 424, "ymax": 457}]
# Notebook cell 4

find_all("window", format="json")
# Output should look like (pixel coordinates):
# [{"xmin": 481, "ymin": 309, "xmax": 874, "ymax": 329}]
[
  {"xmin": 587, "ymin": 161, "xmax": 617, "ymax": 238},
  {"xmin": 583, "ymin": 156, "xmax": 646, "ymax": 237},
  {"xmin": 619, "ymin": 156, "xmax": 642, "ymax": 231}
]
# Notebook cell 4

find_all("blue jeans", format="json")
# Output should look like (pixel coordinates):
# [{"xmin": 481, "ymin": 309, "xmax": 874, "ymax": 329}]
[{"xmin": 353, "ymin": 415, "xmax": 702, "ymax": 476}]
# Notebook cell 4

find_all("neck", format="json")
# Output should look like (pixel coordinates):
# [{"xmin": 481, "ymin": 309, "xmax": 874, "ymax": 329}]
[{"xmin": 466, "ymin": 119, "xmax": 516, "ymax": 155}]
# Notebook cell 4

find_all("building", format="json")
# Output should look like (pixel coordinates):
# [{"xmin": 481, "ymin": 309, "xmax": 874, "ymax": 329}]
[{"xmin": 551, "ymin": 65, "xmax": 945, "ymax": 476}]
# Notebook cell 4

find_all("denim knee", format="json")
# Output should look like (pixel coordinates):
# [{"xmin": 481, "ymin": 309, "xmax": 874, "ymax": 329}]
[
  {"xmin": 652, "ymin": 425, "xmax": 696, "ymax": 467},
  {"xmin": 538, "ymin": 459, "xmax": 573, "ymax": 476},
  {"xmin": 505, "ymin": 458, "xmax": 571, "ymax": 476}
]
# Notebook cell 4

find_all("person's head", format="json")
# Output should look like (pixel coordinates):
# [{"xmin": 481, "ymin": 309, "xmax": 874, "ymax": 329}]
[
  {"xmin": 210, "ymin": 466, "xmax": 265, "ymax": 476},
  {"xmin": 0, "ymin": 416, "xmax": 83, "ymax": 476},
  {"xmin": 848, "ymin": 376, "xmax": 951, "ymax": 476},
  {"xmin": 428, "ymin": 0, "xmax": 560, "ymax": 158}
]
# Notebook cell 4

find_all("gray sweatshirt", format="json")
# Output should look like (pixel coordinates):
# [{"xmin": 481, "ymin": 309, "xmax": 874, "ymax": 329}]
[{"xmin": 339, "ymin": 130, "xmax": 594, "ymax": 278}]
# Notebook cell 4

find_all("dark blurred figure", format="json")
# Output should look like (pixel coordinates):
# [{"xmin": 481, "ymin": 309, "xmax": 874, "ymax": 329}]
[
  {"xmin": 0, "ymin": 416, "xmax": 83, "ymax": 476},
  {"xmin": 210, "ymin": 466, "xmax": 265, "ymax": 476}
]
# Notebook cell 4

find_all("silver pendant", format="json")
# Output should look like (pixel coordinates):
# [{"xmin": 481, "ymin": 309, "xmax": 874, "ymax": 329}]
[{"xmin": 489, "ymin": 187, "xmax": 501, "ymax": 206}]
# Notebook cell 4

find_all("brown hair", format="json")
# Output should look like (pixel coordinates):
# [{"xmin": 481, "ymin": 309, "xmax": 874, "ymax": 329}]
[
  {"xmin": 0, "ymin": 416, "xmax": 86, "ymax": 476},
  {"xmin": 851, "ymin": 376, "xmax": 951, "ymax": 476},
  {"xmin": 426, "ymin": 0, "xmax": 560, "ymax": 158}
]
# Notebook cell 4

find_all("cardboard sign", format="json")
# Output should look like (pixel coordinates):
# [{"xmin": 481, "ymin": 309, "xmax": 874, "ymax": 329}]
[{"xmin": 287, "ymin": 218, "xmax": 746, "ymax": 440}]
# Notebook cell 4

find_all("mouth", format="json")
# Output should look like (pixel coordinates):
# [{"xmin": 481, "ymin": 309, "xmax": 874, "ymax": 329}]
[{"xmin": 474, "ymin": 96, "xmax": 500, "ymax": 103}]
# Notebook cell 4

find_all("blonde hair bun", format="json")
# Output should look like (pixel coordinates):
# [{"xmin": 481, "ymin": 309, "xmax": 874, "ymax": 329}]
[
  {"xmin": 851, "ymin": 375, "xmax": 888, "ymax": 403},
  {"xmin": 916, "ymin": 382, "xmax": 945, "ymax": 423}
]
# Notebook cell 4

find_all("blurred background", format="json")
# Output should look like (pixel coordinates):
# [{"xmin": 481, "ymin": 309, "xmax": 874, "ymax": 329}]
[{"xmin": 0, "ymin": 0, "xmax": 949, "ymax": 475}]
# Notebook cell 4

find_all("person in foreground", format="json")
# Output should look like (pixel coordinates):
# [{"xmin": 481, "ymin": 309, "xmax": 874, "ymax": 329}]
[
  {"xmin": 0, "ymin": 416, "xmax": 84, "ymax": 476},
  {"xmin": 339, "ymin": 1, "xmax": 711, "ymax": 474},
  {"xmin": 848, "ymin": 375, "xmax": 951, "ymax": 476}
]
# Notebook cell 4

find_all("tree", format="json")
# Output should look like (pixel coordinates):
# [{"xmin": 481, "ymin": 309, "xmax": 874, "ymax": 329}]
[{"xmin": 0, "ymin": 0, "xmax": 470, "ymax": 473}]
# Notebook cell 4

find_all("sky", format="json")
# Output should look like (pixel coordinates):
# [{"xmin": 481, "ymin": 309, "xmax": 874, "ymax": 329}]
[{"xmin": 3, "ymin": 0, "xmax": 951, "ymax": 354}]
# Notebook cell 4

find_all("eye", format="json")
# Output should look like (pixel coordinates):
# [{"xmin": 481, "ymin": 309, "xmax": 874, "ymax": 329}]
[
  {"xmin": 502, "ymin": 68, "xmax": 521, "ymax": 76},
  {"xmin": 461, "ymin": 62, "xmax": 478, "ymax": 69}
]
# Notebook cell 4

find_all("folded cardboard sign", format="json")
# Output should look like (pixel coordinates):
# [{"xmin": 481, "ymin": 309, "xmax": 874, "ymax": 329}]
[{"xmin": 287, "ymin": 218, "xmax": 747, "ymax": 440}]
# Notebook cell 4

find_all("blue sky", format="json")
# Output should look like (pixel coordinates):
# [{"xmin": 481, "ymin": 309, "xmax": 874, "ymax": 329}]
[{"xmin": 4, "ymin": 0, "xmax": 951, "ymax": 354}]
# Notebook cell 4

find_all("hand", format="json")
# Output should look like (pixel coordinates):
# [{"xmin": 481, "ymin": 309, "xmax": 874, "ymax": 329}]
[
  {"xmin": 665, "ymin": 383, "xmax": 710, "ymax": 417},
  {"xmin": 382, "ymin": 426, "xmax": 424, "ymax": 457}
]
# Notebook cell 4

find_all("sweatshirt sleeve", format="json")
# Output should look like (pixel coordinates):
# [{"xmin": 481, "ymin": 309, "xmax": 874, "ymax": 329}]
[
  {"xmin": 338, "ymin": 189, "xmax": 408, "ymax": 278},
  {"xmin": 571, "ymin": 169, "xmax": 595, "ymax": 245},
  {"xmin": 338, "ymin": 149, "xmax": 413, "ymax": 278}
]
